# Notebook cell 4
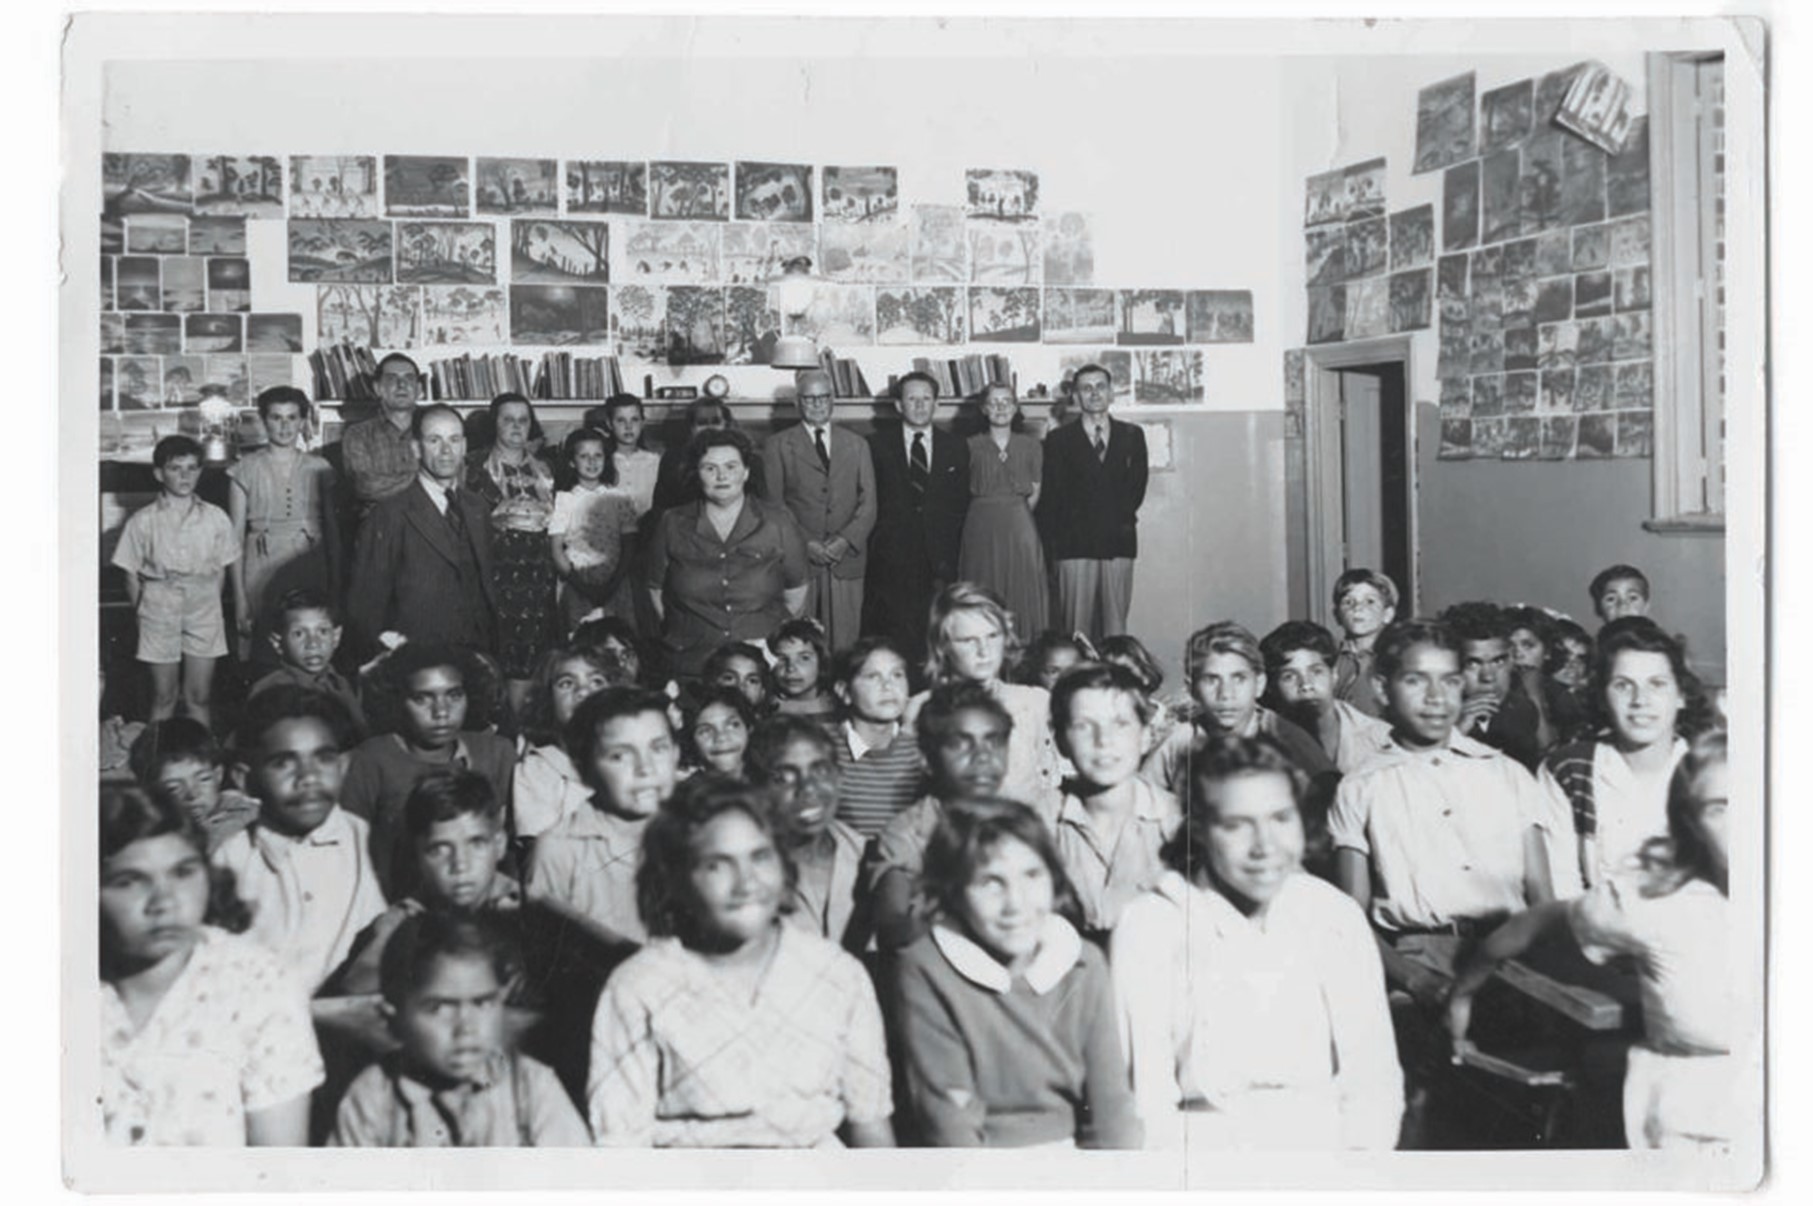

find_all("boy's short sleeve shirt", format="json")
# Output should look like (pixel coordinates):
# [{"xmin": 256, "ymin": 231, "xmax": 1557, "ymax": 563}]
[
  {"xmin": 524, "ymin": 807, "xmax": 650, "ymax": 944},
  {"xmin": 111, "ymin": 496, "xmax": 238, "ymax": 579},
  {"xmin": 331, "ymin": 1051, "xmax": 590, "ymax": 1147}
]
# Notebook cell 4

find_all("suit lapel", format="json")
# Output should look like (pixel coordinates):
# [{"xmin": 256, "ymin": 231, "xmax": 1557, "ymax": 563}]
[{"xmin": 402, "ymin": 480, "xmax": 462, "ymax": 567}]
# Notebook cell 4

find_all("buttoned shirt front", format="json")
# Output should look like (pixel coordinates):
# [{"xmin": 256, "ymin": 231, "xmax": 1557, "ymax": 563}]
[
  {"xmin": 524, "ymin": 805, "xmax": 650, "ymax": 945},
  {"xmin": 1051, "ymin": 776, "xmax": 1182, "ymax": 936},
  {"xmin": 111, "ymin": 494, "xmax": 238, "ymax": 580},
  {"xmin": 646, "ymin": 498, "xmax": 809, "ymax": 675},
  {"xmin": 342, "ymin": 414, "xmax": 419, "ymax": 506},
  {"xmin": 330, "ymin": 1051, "xmax": 591, "ymax": 1147}
]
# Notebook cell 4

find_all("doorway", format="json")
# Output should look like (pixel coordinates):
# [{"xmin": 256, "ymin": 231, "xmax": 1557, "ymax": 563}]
[{"xmin": 1301, "ymin": 340, "xmax": 1418, "ymax": 630}]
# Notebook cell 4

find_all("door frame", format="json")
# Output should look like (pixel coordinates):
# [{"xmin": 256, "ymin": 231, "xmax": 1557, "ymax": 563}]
[{"xmin": 1302, "ymin": 337, "xmax": 1419, "ymax": 629}]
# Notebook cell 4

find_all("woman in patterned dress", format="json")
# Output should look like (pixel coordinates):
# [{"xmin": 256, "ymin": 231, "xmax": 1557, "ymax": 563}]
[{"xmin": 466, "ymin": 393, "xmax": 558, "ymax": 716}]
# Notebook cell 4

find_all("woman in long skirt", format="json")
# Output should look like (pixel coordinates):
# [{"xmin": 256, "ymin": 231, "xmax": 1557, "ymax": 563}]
[{"xmin": 958, "ymin": 384, "xmax": 1048, "ymax": 643}]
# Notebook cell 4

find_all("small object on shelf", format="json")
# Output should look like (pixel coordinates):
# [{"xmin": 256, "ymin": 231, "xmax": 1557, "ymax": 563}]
[
  {"xmin": 703, "ymin": 373, "xmax": 731, "ymax": 399},
  {"xmin": 655, "ymin": 386, "xmax": 699, "ymax": 400}
]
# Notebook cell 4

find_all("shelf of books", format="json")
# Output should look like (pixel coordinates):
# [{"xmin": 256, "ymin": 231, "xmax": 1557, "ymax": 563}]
[{"xmin": 307, "ymin": 343, "xmax": 626, "ymax": 405}]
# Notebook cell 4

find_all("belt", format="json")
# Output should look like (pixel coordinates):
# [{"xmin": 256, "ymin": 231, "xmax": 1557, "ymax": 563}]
[{"xmin": 1387, "ymin": 914, "xmax": 1507, "ymax": 940}]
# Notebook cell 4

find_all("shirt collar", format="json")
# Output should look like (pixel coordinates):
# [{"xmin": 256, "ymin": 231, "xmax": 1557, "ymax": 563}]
[
  {"xmin": 393, "ymin": 1050, "xmax": 508, "ymax": 1104},
  {"xmin": 564, "ymin": 803, "xmax": 649, "ymax": 850},
  {"xmin": 1384, "ymin": 726, "xmax": 1497, "ymax": 760},
  {"xmin": 254, "ymin": 803, "xmax": 352, "ymax": 849},
  {"xmin": 843, "ymin": 720, "xmax": 899, "ymax": 761},
  {"xmin": 1057, "ymin": 776, "xmax": 1172, "ymax": 829},
  {"xmin": 930, "ymin": 914, "xmax": 1082, "ymax": 996},
  {"xmin": 418, "ymin": 473, "xmax": 454, "ymax": 510},
  {"xmin": 390, "ymin": 732, "xmax": 474, "ymax": 768},
  {"xmin": 903, "ymin": 425, "xmax": 933, "ymax": 454}
]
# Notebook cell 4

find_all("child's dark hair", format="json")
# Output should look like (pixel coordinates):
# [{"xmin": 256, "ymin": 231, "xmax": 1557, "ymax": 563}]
[
  {"xmin": 602, "ymin": 392, "xmax": 646, "ymax": 435},
  {"xmin": 1049, "ymin": 661, "xmax": 1153, "ymax": 762},
  {"xmin": 744, "ymin": 714, "xmax": 836, "ymax": 787},
  {"xmin": 1656, "ymin": 728, "xmax": 1728, "ymax": 896},
  {"xmin": 895, "ymin": 370, "xmax": 941, "ymax": 399},
  {"xmin": 635, "ymin": 776, "xmax": 798, "ymax": 943},
  {"xmin": 1185, "ymin": 620, "xmax": 1265, "ymax": 681},
  {"xmin": 701, "ymin": 641, "xmax": 771, "ymax": 697},
  {"xmin": 1166, "ymin": 735, "xmax": 1311, "ymax": 886},
  {"xmin": 368, "ymin": 643, "xmax": 494, "ymax": 737},
  {"xmin": 152, "ymin": 434, "xmax": 203, "ymax": 470},
  {"xmin": 919, "ymin": 798, "xmax": 1083, "ymax": 932},
  {"xmin": 1503, "ymin": 605, "xmax": 1555, "ymax": 653},
  {"xmin": 255, "ymin": 385, "xmax": 313, "ymax": 423},
  {"xmin": 1372, "ymin": 619, "xmax": 1462, "ymax": 681},
  {"xmin": 833, "ymin": 634, "xmax": 908, "ymax": 688},
  {"xmin": 518, "ymin": 644, "xmax": 635, "ymax": 748},
  {"xmin": 128, "ymin": 716, "xmax": 221, "ymax": 785},
  {"xmin": 272, "ymin": 585, "xmax": 341, "ymax": 628},
  {"xmin": 1589, "ymin": 563, "xmax": 1651, "ymax": 605},
  {"xmin": 562, "ymin": 686, "xmax": 676, "ymax": 787},
  {"xmin": 557, "ymin": 425, "xmax": 619, "ymax": 490},
  {"xmin": 685, "ymin": 428, "xmax": 758, "ymax": 489},
  {"xmin": 768, "ymin": 618, "xmax": 829, "ymax": 678},
  {"xmin": 233, "ymin": 684, "xmax": 357, "ymax": 765},
  {"xmin": 1332, "ymin": 567, "xmax": 1399, "ymax": 613},
  {"xmin": 681, "ymin": 686, "xmax": 758, "ymax": 770},
  {"xmin": 1439, "ymin": 600, "xmax": 1514, "ymax": 645},
  {"xmin": 403, "ymin": 769, "xmax": 502, "ymax": 842},
  {"xmin": 1019, "ymin": 630, "xmax": 1092, "ymax": 686},
  {"xmin": 569, "ymin": 614, "xmax": 646, "ymax": 680},
  {"xmin": 377, "ymin": 911, "xmax": 519, "ymax": 1009},
  {"xmin": 1545, "ymin": 618, "xmax": 1594, "ymax": 677},
  {"xmin": 1258, "ymin": 620, "xmax": 1339, "ymax": 677},
  {"xmin": 1096, "ymin": 635, "xmax": 1163, "ymax": 696},
  {"xmin": 916, "ymin": 680, "xmax": 1013, "ymax": 765},
  {"xmin": 1590, "ymin": 616, "xmax": 1714, "ymax": 738},
  {"xmin": 99, "ymin": 785, "xmax": 249, "ymax": 943}
]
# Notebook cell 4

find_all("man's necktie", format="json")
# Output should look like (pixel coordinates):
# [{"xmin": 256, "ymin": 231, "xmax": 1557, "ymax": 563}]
[
  {"xmin": 444, "ymin": 488, "xmax": 468, "ymax": 543},
  {"xmin": 1093, "ymin": 426, "xmax": 1108, "ymax": 462},
  {"xmin": 815, "ymin": 427, "xmax": 831, "ymax": 470},
  {"xmin": 909, "ymin": 431, "xmax": 929, "ymax": 493}
]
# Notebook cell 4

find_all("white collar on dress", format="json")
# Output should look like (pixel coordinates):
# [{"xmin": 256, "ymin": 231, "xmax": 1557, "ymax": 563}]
[{"xmin": 930, "ymin": 913, "xmax": 1082, "ymax": 996}]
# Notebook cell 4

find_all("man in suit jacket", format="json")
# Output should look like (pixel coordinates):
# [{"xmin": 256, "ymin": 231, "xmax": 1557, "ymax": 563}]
[
  {"xmin": 1036, "ymin": 362, "xmax": 1149, "ymax": 643},
  {"xmin": 864, "ymin": 372, "xmax": 970, "ymax": 669},
  {"xmin": 762, "ymin": 369, "xmax": 878, "ymax": 652},
  {"xmin": 346, "ymin": 404, "xmax": 498, "ymax": 659}
]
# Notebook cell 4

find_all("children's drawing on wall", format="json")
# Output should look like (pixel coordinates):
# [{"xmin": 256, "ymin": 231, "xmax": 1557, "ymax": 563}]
[
  {"xmin": 1469, "ymin": 328, "xmax": 1504, "ymax": 375},
  {"xmin": 1558, "ymin": 137, "xmax": 1607, "ymax": 227},
  {"xmin": 1577, "ymin": 315, "xmax": 1614, "ymax": 364},
  {"xmin": 1575, "ymin": 270, "xmax": 1612, "ymax": 318},
  {"xmin": 1574, "ymin": 364, "xmax": 1613, "ymax": 411},
  {"xmin": 1185, "ymin": 290, "xmax": 1254, "ymax": 343},
  {"xmin": 317, "ymin": 284, "xmax": 422, "ymax": 349},
  {"xmin": 1439, "ymin": 375, "xmax": 1469, "ymax": 420},
  {"xmin": 1343, "ymin": 158, "xmax": 1387, "ymax": 221},
  {"xmin": 1059, "ymin": 350, "xmax": 1132, "ymax": 401},
  {"xmin": 510, "ymin": 220, "xmax": 609, "ymax": 284},
  {"xmin": 1304, "ymin": 167, "xmax": 1346, "ymax": 227},
  {"xmin": 1616, "ymin": 411, "xmax": 1653, "ymax": 457},
  {"xmin": 246, "ymin": 314, "xmax": 304, "ymax": 353},
  {"xmin": 101, "ymin": 213, "xmax": 123, "ymax": 254},
  {"xmin": 735, "ymin": 162, "xmax": 813, "ymax": 223},
  {"xmin": 194, "ymin": 156, "xmax": 284, "ymax": 217},
  {"xmin": 1535, "ymin": 228, "xmax": 1572, "ymax": 275},
  {"xmin": 183, "ymin": 313, "xmax": 240, "ymax": 353},
  {"xmin": 1606, "ymin": 117, "xmax": 1651, "ymax": 217},
  {"xmin": 965, "ymin": 169, "xmax": 1038, "ymax": 221},
  {"xmin": 664, "ymin": 285, "xmax": 727, "ymax": 365},
  {"xmin": 1284, "ymin": 349, "xmax": 1306, "ymax": 410},
  {"xmin": 1609, "ymin": 213, "xmax": 1650, "ymax": 266},
  {"xmin": 420, "ymin": 285, "xmax": 508, "ymax": 346},
  {"xmin": 287, "ymin": 220, "xmax": 394, "ymax": 283},
  {"xmin": 1472, "ymin": 373, "xmax": 1503, "ymax": 418},
  {"xmin": 910, "ymin": 204, "xmax": 968, "ymax": 283},
  {"xmin": 248, "ymin": 354, "xmax": 295, "ymax": 404},
  {"xmin": 819, "ymin": 222, "xmax": 910, "ymax": 284},
  {"xmin": 1307, "ymin": 285, "xmax": 1345, "ymax": 344},
  {"xmin": 1520, "ymin": 131, "xmax": 1564, "ymax": 234},
  {"xmin": 199, "ymin": 355, "xmax": 247, "ymax": 405},
  {"xmin": 509, "ymin": 283, "xmax": 609, "ymax": 346},
  {"xmin": 565, "ymin": 160, "xmax": 648, "ymax": 216},
  {"xmin": 384, "ymin": 155, "xmax": 470, "ymax": 218},
  {"xmin": 967, "ymin": 226, "xmax": 1039, "ymax": 286},
  {"xmin": 1614, "ymin": 312, "xmax": 1652, "ymax": 361},
  {"xmin": 126, "ymin": 214, "xmax": 188, "ymax": 255},
  {"xmin": 1345, "ymin": 277, "xmax": 1389, "ymax": 340},
  {"xmin": 1613, "ymin": 264, "xmax": 1650, "ymax": 310},
  {"xmin": 207, "ymin": 257, "xmax": 251, "ymax": 312},
  {"xmin": 649, "ymin": 161, "xmax": 730, "ymax": 221},
  {"xmin": 613, "ymin": 284, "xmax": 668, "ymax": 362},
  {"xmin": 1389, "ymin": 205, "xmax": 1434, "ymax": 270},
  {"xmin": 188, "ymin": 216, "xmax": 245, "ymax": 256},
  {"xmin": 1042, "ymin": 288, "xmax": 1115, "ymax": 344},
  {"xmin": 1540, "ymin": 367, "xmax": 1575, "ymax": 414},
  {"xmin": 723, "ymin": 285, "xmax": 781, "ymax": 365},
  {"xmin": 1557, "ymin": 61, "xmax": 1637, "ymax": 155},
  {"xmin": 1535, "ymin": 277, "xmax": 1572, "ymax": 324},
  {"xmin": 100, "ymin": 314, "xmax": 123, "ymax": 355},
  {"xmin": 125, "ymin": 314, "xmax": 182, "ymax": 355},
  {"xmin": 1576, "ymin": 412, "xmax": 1615, "ymax": 458},
  {"xmin": 720, "ymin": 223, "xmax": 816, "ymax": 285},
  {"xmin": 475, "ymin": 157, "xmax": 560, "ymax": 215},
  {"xmin": 1502, "ymin": 415, "xmax": 1541, "ymax": 460},
  {"xmin": 1306, "ymin": 227, "xmax": 1347, "ymax": 287},
  {"xmin": 1116, "ymin": 289, "xmax": 1184, "ymax": 346},
  {"xmin": 821, "ymin": 166, "xmax": 898, "ymax": 223},
  {"xmin": 624, "ymin": 221, "xmax": 720, "ymax": 283},
  {"xmin": 1572, "ymin": 221, "xmax": 1609, "ymax": 271},
  {"xmin": 1481, "ymin": 79, "xmax": 1535, "ymax": 154},
  {"xmin": 1505, "ymin": 370, "xmax": 1538, "ymax": 415},
  {"xmin": 1504, "ymin": 326, "xmax": 1538, "ymax": 370},
  {"xmin": 97, "ymin": 357, "xmax": 112, "ymax": 411},
  {"xmin": 103, "ymin": 153, "xmax": 191, "ymax": 218},
  {"xmin": 787, "ymin": 283, "xmax": 876, "ymax": 347},
  {"xmin": 112, "ymin": 257, "xmax": 157, "ymax": 311},
  {"xmin": 968, "ymin": 287, "xmax": 1040, "ymax": 343},
  {"xmin": 1042, "ymin": 212, "xmax": 1094, "ymax": 287},
  {"xmin": 875, "ymin": 287, "xmax": 965, "ymax": 345},
  {"xmin": 1133, "ymin": 350, "xmax": 1204, "ymax": 405},
  {"xmin": 1344, "ymin": 217, "xmax": 1388, "ymax": 278},
  {"xmin": 161, "ymin": 357, "xmax": 202, "ymax": 406},
  {"xmin": 1442, "ymin": 159, "xmax": 1480, "ymax": 252},
  {"xmin": 1480, "ymin": 149, "xmax": 1522, "ymax": 245},
  {"xmin": 395, "ymin": 222, "xmax": 497, "ymax": 286},
  {"xmin": 160, "ymin": 257, "xmax": 205, "ymax": 312},
  {"xmin": 1538, "ymin": 415, "xmax": 1576, "ymax": 460},
  {"xmin": 1413, "ymin": 71, "xmax": 1476, "ymax": 173},
  {"xmin": 1439, "ymin": 417, "xmax": 1472, "ymax": 459},
  {"xmin": 290, "ymin": 155, "xmax": 378, "ymax": 219},
  {"xmin": 1541, "ymin": 322, "xmax": 1579, "ymax": 371},
  {"xmin": 1387, "ymin": 269, "xmax": 1432, "ymax": 334},
  {"xmin": 116, "ymin": 356, "xmax": 160, "ymax": 410}
]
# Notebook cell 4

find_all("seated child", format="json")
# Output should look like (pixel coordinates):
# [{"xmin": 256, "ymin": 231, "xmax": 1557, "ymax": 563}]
[
  {"xmin": 1096, "ymin": 633, "xmax": 1187, "ymax": 757},
  {"xmin": 1449, "ymin": 730, "xmax": 1733, "ymax": 1152},
  {"xmin": 513, "ymin": 644, "xmax": 634, "ymax": 841},
  {"xmin": 1505, "ymin": 605, "xmax": 1588, "ymax": 752},
  {"xmin": 100, "ymin": 785, "xmax": 323, "ymax": 1146},
  {"xmin": 340, "ymin": 643, "xmax": 516, "ymax": 896},
  {"xmin": 1547, "ymin": 617, "xmax": 1595, "ymax": 706},
  {"xmin": 702, "ymin": 641, "xmax": 773, "ymax": 713},
  {"xmin": 1049, "ymin": 662, "xmax": 1182, "ymax": 940},
  {"xmin": 98, "ymin": 664, "xmax": 146, "ymax": 783},
  {"xmin": 892, "ymin": 799, "xmax": 1141, "ymax": 1149},
  {"xmin": 1440, "ymin": 601, "xmax": 1546, "ymax": 772},
  {"xmin": 867, "ymin": 681, "xmax": 1015, "ymax": 950},
  {"xmin": 746, "ymin": 715, "xmax": 870, "ymax": 951},
  {"xmin": 248, "ymin": 587, "xmax": 366, "ymax": 735},
  {"xmin": 129, "ymin": 716, "xmax": 259, "ymax": 853},
  {"xmin": 587, "ymin": 778, "xmax": 895, "ymax": 1148},
  {"xmin": 1111, "ymin": 736, "xmax": 1401, "ymax": 1151},
  {"xmin": 330, "ymin": 912, "xmax": 590, "ymax": 1147},
  {"xmin": 525, "ymin": 686, "xmax": 681, "ymax": 948},
  {"xmin": 1590, "ymin": 563, "xmax": 1652, "ymax": 626},
  {"xmin": 829, "ymin": 636, "xmax": 926, "ymax": 837},
  {"xmin": 213, "ymin": 685, "xmax": 388, "ymax": 994},
  {"xmin": 1330, "ymin": 568, "xmax": 1399, "ymax": 718},
  {"xmin": 111, "ymin": 434, "xmax": 239, "ymax": 728},
  {"xmin": 1259, "ymin": 620, "xmax": 1395, "ymax": 774},
  {"xmin": 768, "ymin": 617, "xmax": 837, "ymax": 720},
  {"xmin": 569, "ymin": 614, "xmax": 648, "ymax": 686},
  {"xmin": 682, "ymin": 687, "xmax": 755, "ymax": 779},
  {"xmin": 1019, "ymin": 630, "xmax": 1092, "ymax": 691}
]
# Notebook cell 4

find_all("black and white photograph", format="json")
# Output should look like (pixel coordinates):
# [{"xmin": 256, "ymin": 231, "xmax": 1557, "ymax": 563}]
[
  {"xmin": 565, "ymin": 159, "xmax": 648, "ymax": 216},
  {"xmin": 649, "ymin": 160, "xmax": 730, "ymax": 221},
  {"xmin": 1441, "ymin": 158, "xmax": 1480, "ymax": 251},
  {"xmin": 719, "ymin": 222, "xmax": 816, "ymax": 285},
  {"xmin": 193, "ymin": 154, "xmax": 284, "ymax": 217},
  {"xmin": 1041, "ymin": 286, "xmax": 1116, "ymax": 344},
  {"xmin": 102, "ymin": 151, "xmax": 191, "ymax": 217},
  {"xmin": 187, "ymin": 214, "xmax": 246, "ymax": 256},
  {"xmin": 475, "ymin": 157, "xmax": 560, "ymax": 215},
  {"xmin": 205, "ymin": 255, "xmax": 251, "ymax": 311},
  {"xmin": 245, "ymin": 312, "xmax": 304, "ymax": 353},
  {"xmin": 125, "ymin": 213, "xmax": 188, "ymax": 254},
  {"xmin": 182, "ymin": 312, "xmax": 241, "ymax": 353},
  {"xmin": 820, "ymin": 165, "xmax": 898, "ymax": 223},
  {"xmin": 818, "ymin": 221, "xmax": 910, "ymax": 284},
  {"xmin": 420, "ymin": 284, "xmax": 508, "ymax": 347},
  {"xmin": 123, "ymin": 312, "xmax": 182, "ymax": 355},
  {"xmin": 1185, "ymin": 289, "xmax": 1254, "ymax": 343},
  {"xmin": 287, "ymin": 219, "xmax": 393, "ymax": 284},
  {"xmin": 1344, "ymin": 216, "xmax": 1389, "ymax": 278},
  {"xmin": 1412, "ymin": 70, "xmax": 1475, "ymax": 172},
  {"xmin": 289, "ymin": 154, "xmax": 379, "ymax": 218},
  {"xmin": 1306, "ymin": 282, "xmax": 1345, "ymax": 344},
  {"xmin": 875, "ymin": 286, "xmax": 966, "ymax": 345},
  {"xmin": 394, "ymin": 221, "xmax": 497, "ymax": 286},
  {"xmin": 159, "ymin": 256, "xmax": 204, "ymax": 312},
  {"xmin": 965, "ymin": 168, "xmax": 1038, "ymax": 221},
  {"xmin": 509, "ymin": 283, "xmax": 609, "ymax": 345},
  {"xmin": 383, "ymin": 154, "xmax": 471, "ymax": 217},
  {"xmin": 1480, "ymin": 78, "xmax": 1534, "ymax": 152},
  {"xmin": 967, "ymin": 286, "xmax": 1041, "ymax": 343},
  {"xmin": 735, "ymin": 161, "xmax": 814, "ymax": 223},
  {"xmin": 316, "ymin": 282, "xmax": 422, "ymax": 349},
  {"xmin": 1306, "ymin": 225, "xmax": 1348, "ymax": 286},
  {"xmin": 510, "ymin": 220, "xmax": 610, "ymax": 284},
  {"xmin": 1343, "ymin": 157, "xmax": 1388, "ymax": 220}
]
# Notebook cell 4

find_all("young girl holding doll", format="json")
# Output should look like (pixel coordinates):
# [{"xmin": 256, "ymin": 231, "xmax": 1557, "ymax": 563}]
[
  {"xmin": 99, "ymin": 785, "xmax": 323, "ymax": 1146},
  {"xmin": 586, "ymin": 778, "xmax": 895, "ymax": 1148},
  {"xmin": 549, "ymin": 427, "xmax": 641, "ymax": 634},
  {"xmin": 892, "ymin": 799, "xmax": 1141, "ymax": 1148},
  {"xmin": 227, "ymin": 386, "xmax": 337, "ymax": 659}
]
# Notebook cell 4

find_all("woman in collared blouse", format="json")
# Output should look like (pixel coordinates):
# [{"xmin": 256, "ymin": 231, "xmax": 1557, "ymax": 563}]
[{"xmin": 645, "ymin": 429, "xmax": 808, "ymax": 680}]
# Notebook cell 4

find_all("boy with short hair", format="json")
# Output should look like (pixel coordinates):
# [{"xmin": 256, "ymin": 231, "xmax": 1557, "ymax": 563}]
[
  {"xmin": 248, "ymin": 587, "xmax": 366, "ymax": 733},
  {"xmin": 1329, "ymin": 568, "xmax": 1399, "ymax": 719},
  {"xmin": 214, "ymin": 685, "xmax": 388, "ymax": 993},
  {"xmin": 128, "ymin": 716, "xmax": 259, "ymax": 852},
  {"xmin": 1589, "ymin": 563, "xmax": 1652, "ymax": 625},
  {"xmin": 330, "ymin": 912, "xmax": 590, "ymax": 1147},
  {"xmin": 111, "ymin": 434, "xmax": 239, "ymax": 727},
  {"xmin": 1259, "ymin": 620, "xmax": 1395, "ymax": 774},
  {"xmin": 746, "ymin": 715, "xmax": 871, "ymax": 951},
  {"xmin": 1439, "ymin": 601, "xmax": 1545, "ymax": 772}
]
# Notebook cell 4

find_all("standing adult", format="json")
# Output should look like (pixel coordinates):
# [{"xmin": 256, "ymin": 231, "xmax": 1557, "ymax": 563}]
[
  {"xmin": 466, "ymin": 393, "xmax": 559, "ymax": 713},
  {"xmin": 340, "ymin": 353, "xmax": 425, "ymax": 516},
  {"xmin": 346, "ymin": 404, "xmax": 498, "ymax": 658},
  {"xmin": 957, "ymin": 383, "xmax": 1048, "ymax": 643},
  {"xmin": 762, "ymin": 369, "xmax": 877, "ymax": 653},
  {"xmin": 645, "ymin": 429, "xmax": 809, "ymax": 679},
  {"xmin": 1036, "ymin": 363, "xmax": 1148, "ymax": 644},
  {"xmin": 864, "ymin": 372, "xmax": 969, "ymax": 670}
]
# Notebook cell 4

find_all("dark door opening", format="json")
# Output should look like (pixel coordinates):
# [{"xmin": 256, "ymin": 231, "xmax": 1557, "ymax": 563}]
[{"xmin": 1336, "ymin": 361, "xmax": 1412, "ymax": 611}]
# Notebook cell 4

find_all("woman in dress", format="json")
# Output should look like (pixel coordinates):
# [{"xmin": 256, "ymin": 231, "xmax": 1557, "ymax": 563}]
[
  {"xmin": 466, "ymin": 393, "xmax": 558, "ymax": 716},
  {"xmin": 227, "ymin": 386, "xmax": 337, "ymax": 660},
  {"xmin": 957, "ymin": 384, "xmax": 1048, "ymax": 642}
]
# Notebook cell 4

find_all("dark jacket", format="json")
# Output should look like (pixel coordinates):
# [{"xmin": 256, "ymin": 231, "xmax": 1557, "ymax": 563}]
[
  {"xmin": 346, "ymin": 478, "xmax": 498, "ymax": 658},
  {"xmin": 1036, "ymin": 417, "xmax": 1149, "ymax": 561},
  {"xmin": 863, "ymin": 424, "xmax": 970, "ymax": 662}
]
